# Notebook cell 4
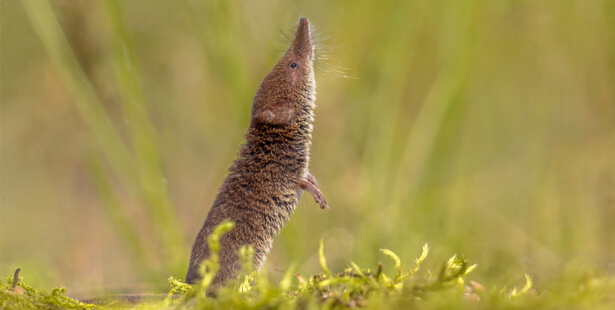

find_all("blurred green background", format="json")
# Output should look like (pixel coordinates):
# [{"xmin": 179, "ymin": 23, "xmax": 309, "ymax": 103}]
[{"xmin": 1, "ymin": 0, "xmax": 614, "ymax": 297}]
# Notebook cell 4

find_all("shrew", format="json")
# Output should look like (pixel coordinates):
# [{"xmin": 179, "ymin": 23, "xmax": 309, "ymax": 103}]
[{"xmin": 185, "ymin": 17, "xmax": 328, "ymax": 290}]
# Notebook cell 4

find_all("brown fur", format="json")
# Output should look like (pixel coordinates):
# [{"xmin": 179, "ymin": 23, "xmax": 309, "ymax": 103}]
[{"xmin": 185, "ymin": 18, "xmax": 328, "ymax": 290}]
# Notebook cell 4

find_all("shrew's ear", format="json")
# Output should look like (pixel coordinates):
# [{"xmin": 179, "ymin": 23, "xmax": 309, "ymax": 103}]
[{"xmin": 253, "ymin": 105, "xmax": 296, "ymax": 125}]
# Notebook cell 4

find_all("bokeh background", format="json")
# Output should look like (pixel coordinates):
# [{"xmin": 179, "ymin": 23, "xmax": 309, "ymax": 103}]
[{"xmin": 2, "ymin": 0, "xmax": 614, "ymax": 297}]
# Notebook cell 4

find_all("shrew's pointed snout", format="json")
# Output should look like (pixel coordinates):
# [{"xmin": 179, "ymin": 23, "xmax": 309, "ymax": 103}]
[
  {"xmin": 292, "ymin": 17, "xmax": 313, "ymax": 59},
  {"xmin": 299, "ymin": 17, "xmax": 309, "ymax": 30}
]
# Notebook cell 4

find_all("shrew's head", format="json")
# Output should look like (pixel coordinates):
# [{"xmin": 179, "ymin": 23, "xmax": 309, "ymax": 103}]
[{"xmin": 251, "ymin": 18, "xmax": 316, "ymax": 127}]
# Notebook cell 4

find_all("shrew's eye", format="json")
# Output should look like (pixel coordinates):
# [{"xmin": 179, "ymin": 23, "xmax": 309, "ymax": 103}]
[{"xmin": 290, "ymin": 62, "xmax": 297, "ymax": 69}]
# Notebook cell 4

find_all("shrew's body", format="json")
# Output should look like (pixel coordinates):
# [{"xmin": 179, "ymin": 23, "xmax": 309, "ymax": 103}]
[{"xmin": 185, "ymin": 18, "xmax": 327, "ymax": 289}]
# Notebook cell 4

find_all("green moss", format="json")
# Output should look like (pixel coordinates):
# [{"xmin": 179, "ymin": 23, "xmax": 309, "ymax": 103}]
[
  {"xmin": 3, "ymin": 247, "xmax": 614, "ymax": 309},
  {"xmin": 3, "ymin": 224, "xmax": 614, "ymax": 309},
  {"xmin": 0, "ymin": 274, "xmax": 100, "ymax": 310}
]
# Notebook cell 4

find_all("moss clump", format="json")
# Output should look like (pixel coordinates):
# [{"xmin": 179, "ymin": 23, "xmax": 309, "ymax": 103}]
[
  {"xmin": 0, "ymin": 272, "xmax": 100, "ymax": 310},
  {"xmin": 150, "ymin": 225, "xmax": 484, "ymax": 309},
  {"xmin": 3, "ymin": 222, "xmax": 614, "ymax": 309}
]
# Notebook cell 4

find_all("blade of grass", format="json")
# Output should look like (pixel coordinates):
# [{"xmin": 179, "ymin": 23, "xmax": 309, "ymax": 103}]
[
  {"xmin": 102, "ymin": 0, "xmax": 187, "ymax": 276},
  {"xmin": 184, "ymin": 0, "xmax": 252, "ymax": 129},
  {"xmin": 359, "ymin": 0, "xmax": 425, "ymax": 207},
  {"xmin": 22, "ymin": 0, "xmax": 168, "ymax": 280},
  {"xmin": 85, "ymin": 154, "xmax": 160, "ymax": 282},
  {"xmin": 390, "ymin": 1, "xmax": 476, "ymax": 208},
  {"xmin": 22, "ymin": 0, "xmax": 135, "ymax": 184},
  {"xmin": 24, "ymin": 0, "xmax": 187, "ymax": 280}
]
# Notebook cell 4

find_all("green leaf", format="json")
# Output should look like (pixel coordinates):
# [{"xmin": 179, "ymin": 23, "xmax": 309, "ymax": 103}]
[
  {"xmin": 413, "ymin": 243, "xmax": 430, "ymax": 274},
  {"xmin": 350, "ymin": 262, "xmax": 367, "ymax": 279},
  {"xmin": 319, "ymin": 239, "xmax": 332, "ymax": 277},
  {"xmin": 380, "ymin": 249, "xmax": 402, "ymax": 278},
  {"xmin": 511, "ymin": 274, "xmax": 533, "ymax": 298}
]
